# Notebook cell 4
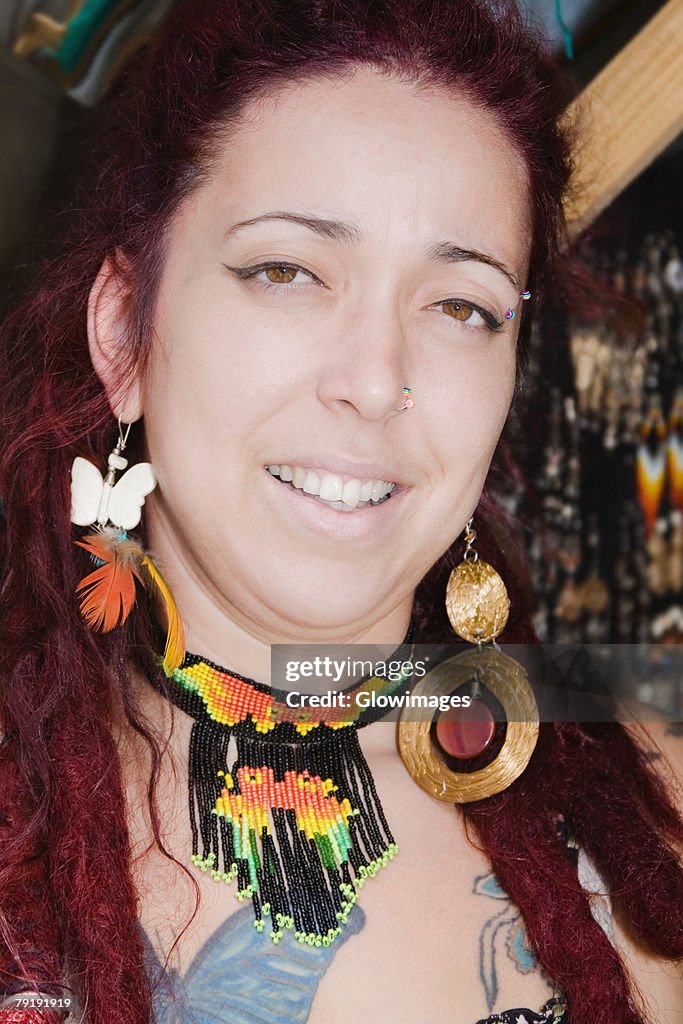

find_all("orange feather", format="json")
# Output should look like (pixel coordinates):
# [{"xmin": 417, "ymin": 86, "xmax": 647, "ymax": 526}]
[
  {"xmin": 74, "ymin": 530, "xmax": 186, "ymax": 669},
  {"xmin": 75, "ymin": 530, "xmax": 143, "ymax": 632}
]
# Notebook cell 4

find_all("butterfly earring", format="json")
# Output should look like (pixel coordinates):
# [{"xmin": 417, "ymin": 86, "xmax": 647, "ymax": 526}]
[{"xmin": 70, "ymin": 420, "xmax": 185, "ymax": 672}]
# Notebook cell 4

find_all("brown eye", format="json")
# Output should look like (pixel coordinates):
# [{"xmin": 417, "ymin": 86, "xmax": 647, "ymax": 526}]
[
  {"xmin": 264, "ymin": 264, "xmax": 299, "ymax": 284},
  {"xmin": 224, "ymin": 260, "xmax": 322, "ymax": 290},
  {"xmin": 435, "ymin": 298, "xmax": 502, "ymax": 332},
  {"xmin": 442, "ymin": 300, "xmax": 474, "ymax": 321}
]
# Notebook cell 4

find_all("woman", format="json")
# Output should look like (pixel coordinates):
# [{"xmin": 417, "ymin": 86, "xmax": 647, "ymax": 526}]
[{"xmin": 1, "ymin": 1, "xmax": 682, "ymax": 1022}]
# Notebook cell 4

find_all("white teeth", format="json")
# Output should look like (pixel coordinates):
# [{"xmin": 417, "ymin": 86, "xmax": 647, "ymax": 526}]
[
  {"xmin": 341, "ymin": 479, "xmax": 362, "ymax": 509},
  {"xmin": 266, "ymin": 464, "xmax": 397, "ymax": 510},
  {"xmin": 319, "ymin": 473, "xmax": 343, "ymax": 501},
  {"xmin": 303, "ymin": 471, "xmax": 320, "ymax": 494},
  {"xmin": 371, "ymin": 480, "xmax": 385, "ymax": 502}
]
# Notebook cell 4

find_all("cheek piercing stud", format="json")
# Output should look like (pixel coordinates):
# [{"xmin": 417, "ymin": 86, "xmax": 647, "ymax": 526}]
[{"xmin": 399, "ymin": 386, "xmax": 414, "ymax": 411}]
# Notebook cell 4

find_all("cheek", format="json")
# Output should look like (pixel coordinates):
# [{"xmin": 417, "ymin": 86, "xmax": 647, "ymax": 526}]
[
  {"xmin": 432, "ymin": 344, "xmax": 516, "ymax": 460},
  {"xmin": 142, "ymin": 298, "xmax": 255, "ymax": 436},
  {"xmin": 152, "ymin": 277, "xmax": 310, "ymax": 415}
]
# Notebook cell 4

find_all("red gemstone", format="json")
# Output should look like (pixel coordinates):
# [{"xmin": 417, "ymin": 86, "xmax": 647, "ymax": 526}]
[{"xmin": 435, "ymin": 701, "xmax": 495, "ymax": 759}]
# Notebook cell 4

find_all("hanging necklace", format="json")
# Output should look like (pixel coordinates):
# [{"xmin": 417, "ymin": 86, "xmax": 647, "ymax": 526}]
[{"xmin": 150, "ymin": 630, "xmax": 414, "ymax": 947}]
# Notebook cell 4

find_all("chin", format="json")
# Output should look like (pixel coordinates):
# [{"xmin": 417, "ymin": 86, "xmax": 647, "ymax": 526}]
[{"xmin": 262, "ymin": 575, "xmax": 387, "ymax": 638}]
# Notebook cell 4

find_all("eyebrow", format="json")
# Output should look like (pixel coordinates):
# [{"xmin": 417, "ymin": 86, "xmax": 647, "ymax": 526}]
[{"xmin": 225, "ymin": 211, "xmax": 520, "ymax": 291}]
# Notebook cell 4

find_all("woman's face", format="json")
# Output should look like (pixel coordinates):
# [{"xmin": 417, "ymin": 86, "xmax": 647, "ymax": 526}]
[{"xmin": 108, "ymin": 67, "xmax": 531, "ymax": 645}]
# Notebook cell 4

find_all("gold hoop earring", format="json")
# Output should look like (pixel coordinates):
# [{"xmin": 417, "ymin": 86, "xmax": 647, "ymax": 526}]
[{"xmin": 398, "ymin": 518, "xmax": 539, "ymax": 802}]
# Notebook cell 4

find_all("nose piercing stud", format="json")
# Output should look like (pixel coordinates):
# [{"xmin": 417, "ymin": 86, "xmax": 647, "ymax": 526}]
[
  {"xmin": 505, "ymin": 289, "xmax": 532, "ymax": 321},
  {"xmin": 399, "ymin": 386, "xmax": 414, "ymax": 411}
]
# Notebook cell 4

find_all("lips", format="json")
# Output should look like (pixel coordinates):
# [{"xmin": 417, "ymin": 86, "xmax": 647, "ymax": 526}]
[{"xmin": 266, "ymin": 464, "xmax": 395, "ymax": 512}]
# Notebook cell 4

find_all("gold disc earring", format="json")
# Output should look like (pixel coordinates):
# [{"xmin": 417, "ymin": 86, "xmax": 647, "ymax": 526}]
[{"xmin": 399, "ymin": 518, "xmax": 539, "ymax": 802}]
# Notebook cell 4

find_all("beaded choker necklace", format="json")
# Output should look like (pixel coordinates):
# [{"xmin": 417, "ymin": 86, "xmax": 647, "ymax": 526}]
[{"xmin": 152, "ymin": 631, "xmax": 413, "ymax": 947}]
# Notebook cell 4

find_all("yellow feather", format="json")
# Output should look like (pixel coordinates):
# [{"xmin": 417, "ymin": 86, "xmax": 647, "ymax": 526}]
[{"xmin": 140, "ymin": 554, "xmax": 186, "ymax": 672}]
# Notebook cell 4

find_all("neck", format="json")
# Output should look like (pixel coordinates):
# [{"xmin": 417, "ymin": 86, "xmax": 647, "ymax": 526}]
[{"xmin": 179, "ymin": 604, "xmax": 414, "ymax": 685}]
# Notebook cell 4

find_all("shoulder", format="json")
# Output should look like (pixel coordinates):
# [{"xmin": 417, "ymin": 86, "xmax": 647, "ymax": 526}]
[
  {"xmin": 609, "ymin": 706, "xmax": 683, "ymax": 1023},
  {"xmin": 620, "ymin": 703, "xmax": 683, "ymax": 845},
  {"xmin": 621, "ymin": 702, "xmax": 683, "ymax": 819}
]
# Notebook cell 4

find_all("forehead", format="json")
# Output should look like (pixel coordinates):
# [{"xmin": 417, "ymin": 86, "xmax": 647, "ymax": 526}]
[{"xmin": 199, "ymin": 66, "xmax": 531, "ymax": 272}]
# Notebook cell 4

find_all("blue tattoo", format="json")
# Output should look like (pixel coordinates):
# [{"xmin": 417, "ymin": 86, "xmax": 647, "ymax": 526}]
[
  {"xmin": 140, "ymin": 903, "xmax": 365, "ymax": 1023},
  {"xmin": 473, "ymin": 871, "xmax": 538, "ymax": 1011}
]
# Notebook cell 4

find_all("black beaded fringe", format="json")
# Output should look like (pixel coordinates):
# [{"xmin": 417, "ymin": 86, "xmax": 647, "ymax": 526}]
[
  {"xmin": 152, "ymin": 633, "xmax": 413, "ymax": 946},
  {"xmin": 186, "ymin": 717, "xmax": 397, "ymax": 945}
]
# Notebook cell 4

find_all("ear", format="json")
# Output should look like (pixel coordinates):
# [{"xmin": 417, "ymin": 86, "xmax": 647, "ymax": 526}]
[{"xmin": 87, "ymin": 254, "xmax": 143, "ymax": 422}]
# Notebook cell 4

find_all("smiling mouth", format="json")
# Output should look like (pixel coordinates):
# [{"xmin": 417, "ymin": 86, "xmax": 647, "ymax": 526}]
[{"xmin": 265, "ymin": 465, "xmax": 396, "ymax": 512}]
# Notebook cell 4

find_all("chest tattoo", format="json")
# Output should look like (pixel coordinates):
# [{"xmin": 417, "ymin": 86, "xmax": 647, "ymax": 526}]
[{"xmin": 141, "ymin": 903, "xmax": 365, "ymax": 1023}]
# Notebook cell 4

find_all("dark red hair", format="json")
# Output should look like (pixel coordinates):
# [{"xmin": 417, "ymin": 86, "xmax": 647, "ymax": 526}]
[{"xmin": 1, "ymin": 2, "xmax": 681, "ymax": 1022}]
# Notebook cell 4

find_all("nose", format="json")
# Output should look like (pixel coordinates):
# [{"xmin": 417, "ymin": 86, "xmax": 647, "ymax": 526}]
[{"xmin": 316, "ymin": 293, "xmax": 409, "ymax": 421}]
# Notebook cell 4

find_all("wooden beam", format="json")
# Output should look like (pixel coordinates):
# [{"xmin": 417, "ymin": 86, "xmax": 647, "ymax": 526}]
[{"xmin": 564, "ymin": 0, "xmax": 683, "ymax": 237}]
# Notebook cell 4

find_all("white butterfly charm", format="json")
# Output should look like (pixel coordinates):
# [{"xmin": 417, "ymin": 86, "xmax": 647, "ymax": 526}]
[{"xmin": 70, "ymin": 449, "xmax": 156, "ymax": 531}]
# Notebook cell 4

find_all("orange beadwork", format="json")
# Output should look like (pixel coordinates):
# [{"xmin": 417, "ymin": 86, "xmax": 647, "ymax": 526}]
[
  {"xmin": 170, "ymin": 656, "xmax": 409, "ymax": 734},
  {"xmin": 215, "ymin": 765, "xmax": 356, "ymax": 846}
]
